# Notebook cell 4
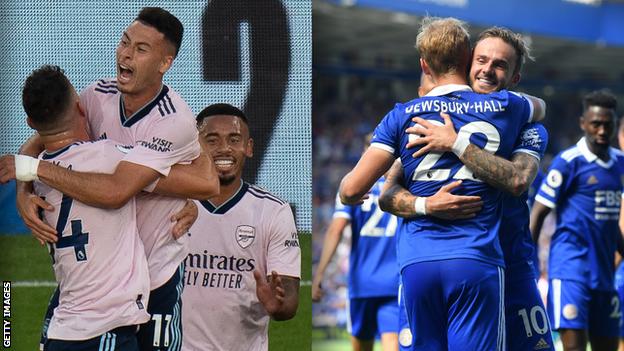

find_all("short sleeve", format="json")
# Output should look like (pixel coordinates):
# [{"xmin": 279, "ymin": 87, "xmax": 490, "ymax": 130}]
[
  {"xmin": 511, "ymin": 122, "xmax": 549, "ymax": 161},
  {"xmin": 333, "ymin": 192, "xmax": 353, "ymax": 220},
  {"xmin": 370, "ymin": 106, "xmax": 401, "ymax": 157},
  {"xmin": 535, "ymin": 155, "xmax": 572, "ymax": 209},
  {"xmin": 266, "ymin": 203, "xmax": 301, "ymax": 278},
  {"xmin": 508, "ymin": 91, "xmax": 535, "ymax": 123},
  {"xmin": 122, "ymin": 114, "xmax": 200, "ymax": 176}
]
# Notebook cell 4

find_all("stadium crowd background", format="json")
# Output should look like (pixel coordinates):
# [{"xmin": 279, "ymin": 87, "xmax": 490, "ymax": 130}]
[{"xmin": 312, "ymin": 0, "xmax": 624, "ymax": 344}]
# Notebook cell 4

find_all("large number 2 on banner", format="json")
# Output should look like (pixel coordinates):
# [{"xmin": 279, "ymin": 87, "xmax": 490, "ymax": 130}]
[
  {"xmin": 411, "ymin": 121, "xmax": 500, "ymax": 182},
  {"xmin": 202, "ymin": 0, "xmax": 290, "ymax": 183}
]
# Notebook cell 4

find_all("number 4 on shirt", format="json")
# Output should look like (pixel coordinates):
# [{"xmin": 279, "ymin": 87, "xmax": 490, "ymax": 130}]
[{"xmin": 54, "ymin": 194, "xmax": 89, "ymax": 262}]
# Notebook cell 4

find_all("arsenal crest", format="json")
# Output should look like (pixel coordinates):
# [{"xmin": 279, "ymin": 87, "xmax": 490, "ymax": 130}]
[{"xmin": 235, "ymin": 225, "xmax": 256, "ymax": 248}]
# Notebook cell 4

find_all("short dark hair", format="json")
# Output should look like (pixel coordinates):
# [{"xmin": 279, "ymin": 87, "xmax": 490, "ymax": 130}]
[
  {"xmin": 136, "ymin": 7, "xmax": 183, "ymax": 57},
  {"xmin": 476, "ymin": 27, "xmax": 533, "ymax": 76},
  {"xmin": 196, "ymin": 103, "xmax": 248, "ymax": 126},
  {"xmin": 22, "ymin": 65, "xmax": 73, "ymax": 131},
  {"xmin": 583, "ymin": 90, "xmax": 617, "ymax": 112}
]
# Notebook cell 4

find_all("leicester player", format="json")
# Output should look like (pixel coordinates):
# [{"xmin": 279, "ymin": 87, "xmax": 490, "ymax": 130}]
[
  {"xmin": 312, "ymin": 133, "xmax": 401, "ymax": 351},
  {"xmin": 531, "ymin": 91, "xmax": 623, "ymax": 351},
  {"xmin": 380, "ymin": 27, "xmax": 554, "ymax": 351},
  {"xmin": 617, "ymin": 116, "xmax": 624, "ymax": 351},
  {"xmin": 0, "ymin": 8, "xmax": 219, "ymax": 351},
  {"xmin": 340, "ymin": 17, "xmax": 545, "ymax": 350},
  {"xmin": 21, "ymin": 65, "xmax": 150, "ymax": 350},
  {"xmin": 181, "ymin": 104, "xmax": 300, "ymax": 351}
]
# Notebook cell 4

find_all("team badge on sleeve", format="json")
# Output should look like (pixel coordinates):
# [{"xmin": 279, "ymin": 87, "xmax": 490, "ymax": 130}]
[{"xmin": 236, "ymin": 225, "xmax": 256, "ymax": 249}]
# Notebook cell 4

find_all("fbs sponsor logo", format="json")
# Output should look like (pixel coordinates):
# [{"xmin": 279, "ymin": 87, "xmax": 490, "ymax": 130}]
[
  {"xmin": 236, "ymin": 225, "xmax": 256, "ymax": 249},
  {"xmin": 534, "ymin": 337, "xmax": 550, "ymax": 350}
]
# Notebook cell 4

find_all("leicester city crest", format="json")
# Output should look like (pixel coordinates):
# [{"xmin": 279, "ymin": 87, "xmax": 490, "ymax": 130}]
[{"xmin": 235, "ymin": 225, "xmax": 256, "ymax": 249}]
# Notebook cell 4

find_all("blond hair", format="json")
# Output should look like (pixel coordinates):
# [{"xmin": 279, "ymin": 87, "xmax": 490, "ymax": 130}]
[
  {"xmin": 476, "ymin": 27, "xmax": 533, "ymax": 75},
  {"xmin": 415, "ymin": 17, "xmax": 471, "ymax": 76}
]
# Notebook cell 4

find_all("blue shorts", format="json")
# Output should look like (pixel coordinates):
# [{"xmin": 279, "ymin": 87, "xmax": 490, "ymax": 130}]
[
  {"xmin": 137, "ymin": 263, "xmax": 185, "ymax": 351},
  {"xmin": 45, "ymin": 325, "xmax": 139, "ymax": 351},
  {"xmin": 615, "ymin": 266, "xmax": 624, "ymax": 337},
  {"xmin": 347, "ymin": 295, "xmax": 399, "ymax": 340},
  {"xmin": 505, "ymin": 278, "xmax": 554, "ymax": 351},
  {"xmin": 401, "ymin": 259, "xmax": 506, "ymax": 351},
  {"xmin": 40, "ymin": 287, "xmax": 60, "ymax": 350},
  {"xmin": 398, "ymin": 284, "xmax": 413, "ymax": 351},
  {"xmin": 548, "ymin": 279, "xmax": 619, "ymax": 337}
]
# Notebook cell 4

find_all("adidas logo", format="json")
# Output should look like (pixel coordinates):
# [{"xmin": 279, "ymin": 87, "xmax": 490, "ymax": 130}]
[
  {"xmin": 587, "ymin": 175, "xmax": 598, "ymax": 185},
  {"xmin": 534, "ymin": 337, "xmax": 550, "ymax": 350}
]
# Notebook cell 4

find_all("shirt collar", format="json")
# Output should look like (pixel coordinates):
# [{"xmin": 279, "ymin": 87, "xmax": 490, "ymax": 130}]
[
  {"xmin": 576, "ymin": 137, "xmax": 615, "ymax": 168},
  {"xmin": 424, "ymin": 84, "xmax": 472, "ymax": 97}
]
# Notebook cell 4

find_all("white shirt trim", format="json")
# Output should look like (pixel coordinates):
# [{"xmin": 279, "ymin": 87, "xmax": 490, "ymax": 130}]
[
  {"xmin": 370, "ymin": 142, "xmax": 395, "ymax": 155},
  {"xmin": 424, "ymin": 84, "xmax": 472, "ymax": 97},
  {"xmin": 576, "ymin": 137, "xmax": 615, "ymax": 168}
]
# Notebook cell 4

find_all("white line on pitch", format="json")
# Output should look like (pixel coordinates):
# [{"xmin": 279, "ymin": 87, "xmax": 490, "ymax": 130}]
[{"xmin": 12, "ymin": 280, "xmax": 312, "ymax": 287}]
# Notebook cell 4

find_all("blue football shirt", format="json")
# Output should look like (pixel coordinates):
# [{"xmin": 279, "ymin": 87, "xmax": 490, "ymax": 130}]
[
  {"xmin": 500, "ymin": 122, "xmax": 549, "ymax": 282},
  {"xmin": 536, "ymin": 137, "xmax": 624, "ymax": 290},
  {"xmin": 334, "ymin": 177, "xmax": 399, "ymax": 298},
  {"xmin": 371, "ymin": 84, "xmax": 535, "ymax": 269}
]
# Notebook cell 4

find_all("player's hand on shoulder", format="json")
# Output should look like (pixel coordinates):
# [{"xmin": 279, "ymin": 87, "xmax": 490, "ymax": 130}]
[
  {"xmin": 426, "ymin": 180, "xmax": 483, "ymax": 220},
  {"xmin": 406, "ymin": 112, "xmax": 458, "ymax": 158},
  {"xmin": 170, "ymin": 200, "xmax": 198, "ymax": 239}
]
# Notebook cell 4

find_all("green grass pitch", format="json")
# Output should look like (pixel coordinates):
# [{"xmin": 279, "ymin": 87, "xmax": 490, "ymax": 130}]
[{"xmin": 0, "ymin": 233, "xmax": 311, "ymax": 351}]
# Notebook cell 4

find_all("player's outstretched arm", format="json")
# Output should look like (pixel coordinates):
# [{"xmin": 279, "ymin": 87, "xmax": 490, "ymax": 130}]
[
  {"xmin": 407, "ymin": 112, "xmax": 539, "ymax": 196},
  {"xmin": 529, "ymin": 201, "xmax": 551, "ymax": 243},
  {"xmin": 340, "ymin": 147, "xmax": 394, "ymax": 205},
  {"xmin": 379, "ymin": 160, "xmax": 483, "ymax": 220},
  {"xmin": 152, "ymin": 150, "xmax": 219, "ymax": 200},
  {"xmin": 379, "ymin": 169, "xmax": 483, "ymax": 220},
  {"xmin": 1, "ymin": 153, "xmax": 157, "ymax": 210},
  {"xmin": 35, "ymin": 160, "xmax": 159, "ymax": 209},
  {"xmin": 312, "ymin": 217, "xmax": 349, "ymax": 302},
  {"xmin": 460, "ymin": 147, "xmax": 539, "ymax": 197},
  {"xmin": 254, "ymin": 271, "xmax": 300, "ymax": 321}
]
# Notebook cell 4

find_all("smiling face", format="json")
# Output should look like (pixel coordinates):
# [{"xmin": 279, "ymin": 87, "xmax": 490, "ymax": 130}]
[
  {"xmin": 199, "ymin": 115, "xmax": 253, "ymax": 186},
  {"xmin": 115, "ymin": 21, "xmax": 174, "ymax": 97},
  {"xmin": 469, "ymin": 37, "xmax": 520, "ymax": 93}
]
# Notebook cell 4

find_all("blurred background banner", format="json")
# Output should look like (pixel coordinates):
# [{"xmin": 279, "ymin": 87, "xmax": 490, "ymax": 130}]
[
  {"xmin": 0, "ymin": 0, "xmax": 311, "ymax": 234},
  {"xmin": 313, "ymin": 0, "xmax": 623, "ymax": 349},
  {"xmin": 325, "ymin": 0, "xmax": 624, "ymax": 46}
]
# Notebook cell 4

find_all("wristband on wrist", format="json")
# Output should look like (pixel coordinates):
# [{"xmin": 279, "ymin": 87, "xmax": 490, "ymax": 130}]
[
  {"xmin": 451, "ymin": 134, "xmax": 470, "ymax": 157},
  {"xmin": 14, "ymin": 155, "xmax": 40, "ymax": 182},
  {"xmin": 414, "ymin": 196, "xmax": 427, "ymax": 216}
]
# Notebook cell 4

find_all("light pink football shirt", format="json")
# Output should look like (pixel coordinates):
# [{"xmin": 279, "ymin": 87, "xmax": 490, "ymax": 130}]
[
  {"xmin": 181, "ymin": 182, "xmax": 301, "ymax": 351},
  {"xmin": 33, "ymin": 140, "xmax": 150, "ymax": 340},
  {"xmin": 81, "ymin": 79, "xmax": 200, "ymax": 289}
]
